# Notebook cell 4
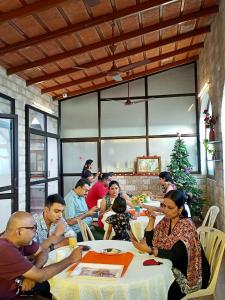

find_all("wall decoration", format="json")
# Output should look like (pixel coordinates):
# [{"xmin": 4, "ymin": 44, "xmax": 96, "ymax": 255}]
[{"xmin": 136, "ymin": 156, "xmax": 161, "ymax": 175}]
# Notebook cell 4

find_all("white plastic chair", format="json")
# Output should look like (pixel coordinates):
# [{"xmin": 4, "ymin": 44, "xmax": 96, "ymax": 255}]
[
  {"xmin": 182, "ymin": 226, "xmax": 225, "ymax": 300},
  {"xmin": 201, "ymin": 205, "xmax": 219, "ymax": 227},
  {"xmin": 77, "ymin": 219, "xmax": 95, "ymax": 241}
]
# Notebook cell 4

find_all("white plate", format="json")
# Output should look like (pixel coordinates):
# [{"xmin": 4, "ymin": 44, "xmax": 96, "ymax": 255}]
[{"xmin": 102, "ymin": 248, "xmax": 122, "ymax": 254}]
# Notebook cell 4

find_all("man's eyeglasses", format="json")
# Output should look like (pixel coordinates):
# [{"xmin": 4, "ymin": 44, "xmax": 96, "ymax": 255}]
[{"xmin": 18, "ymin": 224, "xmax": 37, "ymax": 232}]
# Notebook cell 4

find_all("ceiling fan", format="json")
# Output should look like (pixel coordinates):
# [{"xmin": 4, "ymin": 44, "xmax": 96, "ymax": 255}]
[
  {"xmin": 72, "ymin": 20, "xmax": 150, "ymax": 81},
  {"xmin": 104, "ymin": 21, "xmax": 150, "ymax": 82},
  {"xmin": 105, "ymin": 73, "xmax": 155, "ymax": 106}
]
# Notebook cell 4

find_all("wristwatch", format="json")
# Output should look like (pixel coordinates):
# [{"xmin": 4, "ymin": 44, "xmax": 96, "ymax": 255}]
[{"xmin": 49, "ymin": 243, "xmax": 54, "ymax": 251}]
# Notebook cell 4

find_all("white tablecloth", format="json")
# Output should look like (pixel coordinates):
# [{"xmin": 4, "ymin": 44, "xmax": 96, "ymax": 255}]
[{"xmin": 48, "ymin": 241, "xmax": 174, "ymax": 300}]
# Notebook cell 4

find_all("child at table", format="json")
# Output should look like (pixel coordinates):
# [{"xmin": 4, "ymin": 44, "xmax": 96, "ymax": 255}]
[{"xmin": 105, "ymin": 196, "xmax": 133, "ymax": 241}]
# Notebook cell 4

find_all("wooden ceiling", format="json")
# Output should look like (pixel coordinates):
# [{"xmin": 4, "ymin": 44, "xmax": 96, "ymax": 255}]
[{"xmin": 0, "ymin": 0, "xmax": 219, "ymax": 100}]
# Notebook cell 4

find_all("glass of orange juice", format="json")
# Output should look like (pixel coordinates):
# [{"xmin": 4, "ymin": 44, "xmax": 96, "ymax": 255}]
[{"xmin": 68, "ymin": 236, "xmax": 77, "ymax": 249}]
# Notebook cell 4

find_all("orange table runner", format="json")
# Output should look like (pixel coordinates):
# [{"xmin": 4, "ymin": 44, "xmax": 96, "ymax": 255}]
[{"xmin": 68, "ymin": 251, "xmax": 134, "ymax": 276}]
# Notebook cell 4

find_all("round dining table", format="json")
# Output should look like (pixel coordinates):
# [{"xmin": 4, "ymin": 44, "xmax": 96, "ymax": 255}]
[{"xmin": 47, "ymin": 240, "xmax": 174, "ymax": 300}]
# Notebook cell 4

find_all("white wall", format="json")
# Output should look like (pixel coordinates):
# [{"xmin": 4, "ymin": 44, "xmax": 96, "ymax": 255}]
[{"xmin": 0, "ymin": 66, "xmax": 58, "ymax": 230}]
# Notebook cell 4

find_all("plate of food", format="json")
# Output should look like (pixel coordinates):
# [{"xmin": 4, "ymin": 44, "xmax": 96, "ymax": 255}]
[{"xmin": 101, "ymin": 248, "xmax": 122, "ymax": 254}]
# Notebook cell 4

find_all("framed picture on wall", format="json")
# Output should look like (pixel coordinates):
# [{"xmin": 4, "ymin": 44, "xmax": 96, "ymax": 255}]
[{"xmin": 136, "ymin": 156, "xmax": 161, "ymax": 175}]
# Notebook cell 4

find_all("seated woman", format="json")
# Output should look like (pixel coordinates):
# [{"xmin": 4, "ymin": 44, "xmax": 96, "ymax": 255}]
[
  {"xmin": 98, "ymin": 180, "xmax": 134, "ymax": 227},
  {"xmin": 159, "ymin": 171, "xmax": 176, "ymax": 195},
  {"xmin": 132, "ymin": 190, "xmax": 210, "ymax": 300}
]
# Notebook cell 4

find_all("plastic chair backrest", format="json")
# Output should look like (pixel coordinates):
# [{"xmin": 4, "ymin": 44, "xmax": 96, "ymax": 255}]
[
  {"xmin": 182, "ymin": 227, "xmax": 225, "ymax": 300},
  {"xmin": 77, "ymin": 219, "xmax": 95, "ymax": 241},
  {"xmin": 197, "ymin": 226, "xmax": 225, "ymax": 286},
  {"xmin": 201, "ymin": 205, "xmax": 219, "ymax": 227}
]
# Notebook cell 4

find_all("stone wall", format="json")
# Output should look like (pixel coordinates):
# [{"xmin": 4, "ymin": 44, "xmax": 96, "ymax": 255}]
[
  {"xmin": 0, "ymin": 66, "xmax": 58, "ymax": 211},
  {"xmin": 114, "ymin": 174, "xmax": 207, "ymax": 199},
  {"xmin": 197, "ymin": 0, "xmax": 225, "ymax": 230}
]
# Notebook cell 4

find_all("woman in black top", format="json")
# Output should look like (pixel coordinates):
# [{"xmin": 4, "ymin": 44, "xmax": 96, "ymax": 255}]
[{"xmin": 132, "ymin": 190, "xmax": 210, "ymax": 300}]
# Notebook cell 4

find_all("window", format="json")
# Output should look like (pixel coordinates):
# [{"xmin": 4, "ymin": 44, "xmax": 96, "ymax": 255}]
[{"xmin": 25, "ymin": 105, "xmax": 59, "ymax": 213}]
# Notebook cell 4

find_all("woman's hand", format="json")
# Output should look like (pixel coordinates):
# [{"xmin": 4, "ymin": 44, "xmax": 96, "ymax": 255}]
[
  {"xmin": 145, "ymin": 208, "xmax": 157, "ymax": 219},
  {"xmin": 131, "ymin": 238, "xmax": 151, "ymax": 254}
]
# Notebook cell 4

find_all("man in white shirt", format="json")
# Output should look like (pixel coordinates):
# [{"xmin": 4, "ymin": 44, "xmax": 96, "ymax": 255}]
[{"xmin": 33, "ymin": 194, "xmax": 76, "ymax": 251}]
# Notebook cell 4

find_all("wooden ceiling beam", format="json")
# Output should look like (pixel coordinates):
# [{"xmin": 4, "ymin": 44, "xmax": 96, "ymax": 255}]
[
  {"xmin": 53, "ymin": 56, "xmax": 199, "ymax": 100},
  {"xmin": 27, "ymin": 26, "xmax": 210, "ymax": 86},
  {"xmin": 42, "ymin": 43, "xmax": 204, "ymax": 94},
  {"xmin": 0, "ymin": 0, "xmax": 175, "ymax": 55},
  {"xmin": 0, "ymin": 0, "xmax": 67, "ymax": 25},
  {"xmin": 6, "ymin": 6, "xmax": 217, "ymax": 75}
]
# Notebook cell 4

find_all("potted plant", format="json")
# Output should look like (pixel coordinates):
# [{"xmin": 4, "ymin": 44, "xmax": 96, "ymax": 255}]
[
  {"xmin": 203, "ymin": 109, "xmax": 217, "ymax": 141},
  {"xmin": 203, "ymin": 139, "xmax": 216, "ymax": 159}
]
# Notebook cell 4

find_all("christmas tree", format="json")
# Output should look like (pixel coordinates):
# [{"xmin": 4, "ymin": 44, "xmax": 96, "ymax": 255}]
[{"xmin": 167, "ymin": 135, "xmax": 203, "ymax": 218}]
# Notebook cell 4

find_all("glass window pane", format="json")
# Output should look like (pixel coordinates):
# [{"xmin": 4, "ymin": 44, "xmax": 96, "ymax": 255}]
[
  {"xmin": 30, "ymin": 134, "xmax": 46, "ymax": 181},
  {"xmin": 48, "ymin": 180, "xmax": 58, "ymax": 195},
  {"xmin": 101, "ymin": 139, "xmax": 146, "ymax": 172},
  {"xmin": 148, "ymin": 64, "xmax": 195, "ymax": 95},
  {"xmin": 0, "ymin": 119, "xmax": 11, "ymax": 187},
  {"xmin": 0, "ymin": 199, "xmax": 11, "ymax": 232},
  {"xmin": 149, "ymin": 137, "xmax": 198, "ymax": 171},
  {"xmin": 29, "ymin": 109, "xmax": 45, "ymax": 131},
  {"xmin": 30, "ymin": 183, "xmax": 45, "ymax": 214},
  {"xmin": 148, "ymin": 96, "xmax": 196, "ymax": 135},
  {"xmin": 62, "ymin": 142, "xmax": 98, "ymax": 173},
  {"xmin": 48, "ymin": 138, "xmax": 58, "ymax": 178},
  {"xmin": 101, "ymin": 78, "xmax": 145, "ymax": 98},
  {"xmin": 47, "ymin": 116, "xmax": 58, "ymax": 134},
  {"xmin": 0, "ymin": 98, "xmax": 11, "ymax": 114},
  {"xmin": 61, "ymin": 93, "xmax": 98, "ymax": 138},
  {"xmin": 101, "ymin": 101, "xmax": 146, "ymax": 137},
  {"xmin": 63, "ymin": 176, "xmax": 80, "ymax": 197}
]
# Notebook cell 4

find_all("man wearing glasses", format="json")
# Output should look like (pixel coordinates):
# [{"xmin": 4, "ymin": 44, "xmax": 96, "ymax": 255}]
[
  {"xmin": 0, "ymin": 211, "xmax": 81, "ymax": 300},
  {"xmin": 64, "ymin": 178, "xmax": 99, "ymax": 241},
  {"xmin": 33, "ymin": 194, "xmax": 75, "ymax": 251}
]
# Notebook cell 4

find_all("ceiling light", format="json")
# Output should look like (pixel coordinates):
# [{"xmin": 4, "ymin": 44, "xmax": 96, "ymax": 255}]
[
  {"xmin": 32, "ymin": 101, "xmax": 53, "ymax": 114},
  {"xmin": 198, "ymin": 82, "xmax": 209, "ymax": 99}
]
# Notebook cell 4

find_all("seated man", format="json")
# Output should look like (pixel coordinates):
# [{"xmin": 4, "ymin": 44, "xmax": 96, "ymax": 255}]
[
  {"xmin": 86, "ymin": 172, "xmax": 113, "ymax": 210},
  {"xmin": 0, "ymin": 211, "xmax": 81, "ymax": 300},
  {"xmin": 64, "ymin": 179, "xmax": 99, "ymax": 241},
  {"xmin": 33, "ymin": 194, "xmax": 76, "ymax": 251}
]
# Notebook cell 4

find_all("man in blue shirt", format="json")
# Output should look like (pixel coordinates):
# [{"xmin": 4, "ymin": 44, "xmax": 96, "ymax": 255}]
[{"xmin": 64, "ymin": 179, "xmax": 98, "ymax": 241}]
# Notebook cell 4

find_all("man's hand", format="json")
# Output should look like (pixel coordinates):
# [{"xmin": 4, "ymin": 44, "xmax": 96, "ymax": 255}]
[
  {"xmin": 68, "ymin": 246, "xmax": 82, "ymax": 263},
  {"xmin": 54, "ymin": 221, "xmax": 65, "ymax": 237},
  {"xmin": 21, "ymin": 278, "xmax": 36, "ymax": 291},
  {"xmin": 86, "ymin": 206, "xmax": 98, "ymax": 216}
]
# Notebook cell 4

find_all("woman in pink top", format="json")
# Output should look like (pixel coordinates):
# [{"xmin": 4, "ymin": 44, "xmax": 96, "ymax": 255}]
[{"xmin": 159, "ymin": 171, "xmax": 176, "ymax": 194}]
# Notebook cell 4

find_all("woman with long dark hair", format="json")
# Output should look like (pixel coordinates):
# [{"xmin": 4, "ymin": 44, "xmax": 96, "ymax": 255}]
[{"xmin": 132, "ymin": 190, "xmax": 210, "ymax": 300}]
